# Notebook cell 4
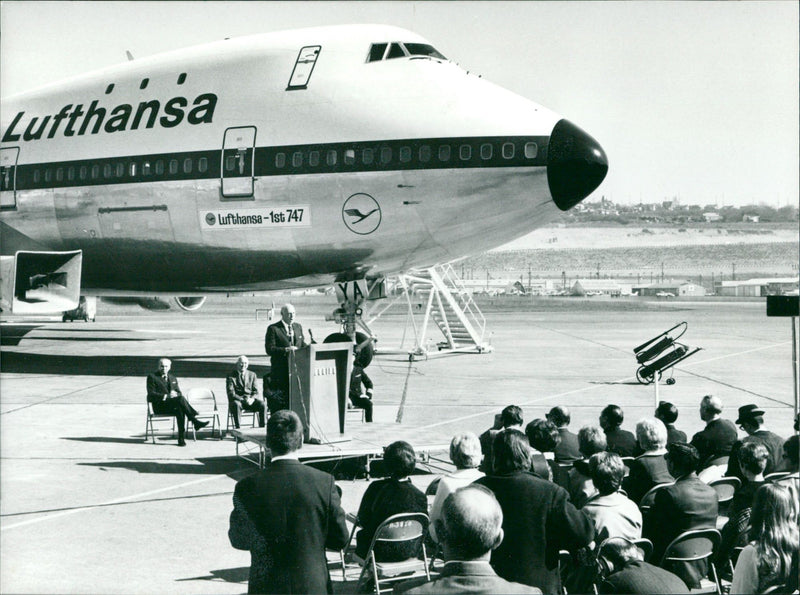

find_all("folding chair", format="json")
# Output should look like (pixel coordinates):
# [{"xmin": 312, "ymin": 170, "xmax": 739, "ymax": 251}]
[
  {"xmin": 764, "ymin": 471, "xmax": 792, "ymax": 483},
  {"xmin": 346, "ymin": 405, "xmax": 366, "ymax": 424},
  {"xmin": 708, "ymin": 476, "xmax": 740, "ymax": 525},
  {"xmin": 186, "ymin": 388, "xmax": 221, "ymax": 440},
  {"xmin": 591, "ymin": 538, "xmax": 656, "ymax": 594},
  {"xmin": 354, "ymin": 512, "xmax": 431, "ymax": 595},
  {"xmin": 552, "ymin": 462, "xmax": 573, "ymax": 489},
  {"xmin": 659, "ymin": 528, "xmax": 722, "ymax": 594},
  {"xmin": 226, "ymin": 403, "xmax": 259, "ymax": 437},
  {"xmin": 145, "ymin": 401, "xmax": 176, "ymax": 443},
  {"xmin": 639, "ymin": 481, "xmax": 675, "ymax": 516},
  {"xmin": 621, "ymin": 457, "xmax": 635, "ymax": 478},
  {"xmin": 633, "ymin": 537, "xmax": 654, "ymax": 562}
]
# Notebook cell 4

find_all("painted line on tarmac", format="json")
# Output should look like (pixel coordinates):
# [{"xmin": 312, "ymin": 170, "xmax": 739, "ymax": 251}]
[
  {"xmin": 0, "ymin": 376, "xmax": 124, "ymax": 415},
  {"xmin": 1, "ymin": 473, "xmax": 232, "ymax": 532}
]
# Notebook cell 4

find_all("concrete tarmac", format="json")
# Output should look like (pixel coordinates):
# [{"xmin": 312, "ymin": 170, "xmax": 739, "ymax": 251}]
[{"xmin": 1, "ymin": 296, "xmax": 796, "ymax": 594}]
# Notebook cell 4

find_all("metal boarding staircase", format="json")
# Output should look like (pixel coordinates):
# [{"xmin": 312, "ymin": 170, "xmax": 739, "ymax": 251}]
[{"xmin": 383, "ymin": 263, "xmax": 492, "ymax": 359}]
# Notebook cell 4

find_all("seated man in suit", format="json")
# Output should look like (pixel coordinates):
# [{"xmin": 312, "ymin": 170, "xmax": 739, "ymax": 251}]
[
  {"xmin": 643, "ymin": 442, "xmax": 719, "ymax": 589},
  {"xmin": 600, "ymin": 405, "xmax": 638, "ymax": 458},
  {"xmin": 348, "ymin": 353, "xmax": 374, "ymax": 423},
  {"xmin": 655, "ymin": 401, "xmax": 687, "ymax": 445},
  {"xmin": 622, "ymin": 417, "xmax": 674, "ymax": 504},
  {"xmin": 547, "ymin": 405, "xmax": 582, "ymax": 464},
  {"xmin": 568, "ymin": 424, "xmax": 608, "ymax": 508},
  {"xmin": 725, "ymin": 404, "xmax": 785, "ymax": 481},
  {"xmin": 264, "ymin": 303, "xmax": 305, "ymax": 413},
  {"xmin": 596, "ymin": 537, "xmax": 689, "ymax": 594},
  {"xmin": 690, "ymin": 394, "xmax": 738, "ymax": 471},
  {"xmin": 226, "ymin": 355, "xmax": 266, "ymax": 428},
  {"xmin": 146, "ymin": 358, "xmax": 208, "ymax": 446},
  {"xmin": 397, "ymin": 485, "xmax": 541, "ymax": 594}
]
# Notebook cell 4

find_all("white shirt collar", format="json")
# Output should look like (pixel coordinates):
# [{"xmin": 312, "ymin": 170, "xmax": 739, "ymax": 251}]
[{"xmin": 270, "ymin": 452, "xmax": 300, "ymax": 462}]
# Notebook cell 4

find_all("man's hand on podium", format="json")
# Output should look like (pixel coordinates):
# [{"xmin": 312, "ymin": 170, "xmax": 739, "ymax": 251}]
[{"xmin": 285, "ymin": 346, "xmax": 298, "ymax": 352}]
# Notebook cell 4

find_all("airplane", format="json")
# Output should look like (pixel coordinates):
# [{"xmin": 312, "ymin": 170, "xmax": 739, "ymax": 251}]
[{"xmin": 0, "ymin": 24, "xmax": 607, "ymax": 338}]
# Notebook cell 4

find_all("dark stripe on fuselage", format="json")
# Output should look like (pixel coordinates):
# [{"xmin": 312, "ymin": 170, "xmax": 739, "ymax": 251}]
[{"xmin": 6, "ymin": 135, "xmax": 549, "ymax": 192}]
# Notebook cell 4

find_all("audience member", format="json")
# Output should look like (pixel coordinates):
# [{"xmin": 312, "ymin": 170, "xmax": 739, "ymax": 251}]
[
  {"xmin": 643, "ymin": 442, "xmax": 719, "ymax": 589},
  {"xmin": 690, "ymin": 395, "xmax": 738, "ymax": 470},
  {"xmin": 475, "ymin": 429, "xmax": 594, "ymax": 593},
  {"xmin": 429, "ymin": 433, "xmax": 484, "ymax": 544},
  {"xmin": 595, "ymin": 537, "xmax": 690, "ymax": 594},
  {"xmin": 622, "ymin": 418, "xmax": 674, "ymax": 504},
  {"xmin": 264, "ymin": 303, "xmax": 306, "ymax": 412},
  {"xmin": 726, "ymin": 404, "xmax": 784, "ymax": 481},
  {"xmin": 775, "ymin": 435, "xmax": 799, "ymax": 509},
  {"xmin": 349, "ymin": 355, "xmax": 374, "ymax": 423},
  {"xmin": 654, "ymin": 401, "xmax": 687, "ymax": 445},
  {"xmin": 547, "ymin": 406, "xmax": 582, "ymax": 464},
  {"xmin": 479, "ymin": 413, "xmax": 503, "ymax": 466},
  {"xmin": 146, "ymin": 357, "xmax": 208, "ymax": 446},
  {"xmin": 583, "ymin": 452, "xmax": 643, "ymax": 542},
  {"xmin": 228, "ymin": 410, "xmax": 348, "ymax": 594},
  {"xmin": 600, "ymin": 405, "xmax": 638, "ymax": 458},
  {"xmin": 397, "ymin": 485, "xmax": 541, "ymax": 594},
  {"xmin": 525, "ymin": 418, "xmax": 559, "ymax": 481},
  {"xmin": 355, "ymin": 441, "xmax": 427, "ymax": 561},
  {"xmin": 479, "ymin": 405, "xmax": 523, "ymax": 474},
  {"xmin": 717, "ymin": 442, "xmax": 769, "ymax": 574},
  {"xmin": 731, "ymin": 483, "xmax": 799, "ymax": 594},
  {"xmin": 226, "ymin": 355, "xmax": 266, "ymax": 428},
  {"xmin": 569, "ymin": 425, "xmax": 608, "ymax": 508}
]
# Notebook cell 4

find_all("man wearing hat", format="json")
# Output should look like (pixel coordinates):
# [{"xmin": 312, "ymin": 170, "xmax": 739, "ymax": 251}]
[{"xmin": 725, "ymin": 404, "xmax": 784, "ymax": 481}]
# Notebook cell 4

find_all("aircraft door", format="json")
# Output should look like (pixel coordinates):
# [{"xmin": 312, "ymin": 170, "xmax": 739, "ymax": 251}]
[
  {"xmin": 221, "ymin": 126, "xmax": 256, "ymax": 199},
  {"xmin": 0, "ymin": 147, "xmax": 19, "ymax": 209}
]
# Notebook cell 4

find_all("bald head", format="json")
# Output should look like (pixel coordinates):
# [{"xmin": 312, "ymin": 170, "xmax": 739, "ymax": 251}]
[
  {"xmin": 700, "ymin": 395, "xmax": 723, "ymax": 422},
  {"xmin": 437, "ymin": 485, "xmax": 504, "ymax": 560},
  {"xmin": 280, "ymin": 303, "xmax": 296, "ymax": 324}
]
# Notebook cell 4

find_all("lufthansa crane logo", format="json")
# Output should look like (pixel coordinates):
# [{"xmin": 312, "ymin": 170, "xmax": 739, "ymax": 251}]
[{"xmin": 342, "ymin": 193, "xmax": 381, "ymax": 235}]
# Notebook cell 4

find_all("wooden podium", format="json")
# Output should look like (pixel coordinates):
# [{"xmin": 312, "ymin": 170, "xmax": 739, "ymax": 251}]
[{"xmin": 288, "ymin": 342, "xmax": 353, "ymax": 443}]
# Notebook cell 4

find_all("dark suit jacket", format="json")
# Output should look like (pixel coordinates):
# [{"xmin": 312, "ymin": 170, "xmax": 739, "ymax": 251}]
[
  {"xmin": 725, "ymin": 430, "xmax": 785, "ymax": 480},
  {"xmin": 643, "ymin": 472, "xmax": 718, "ymax": 589},
  {"xmin": 690, "ymin": 418, "xmax": 738, "ymax": 468},
  {"xmin": 622, "ymin": 452, "xmax": 674, "ymax": 504},
  {"xmin": 665, "ymin": 423, "xmax": 687, "ymax": 445},
  {"xmin": 605, "ymin": 427, "xmax": 639, "ymax": 458},
  {"xmin": 146, "ymin": 372, "xmax": 182, "ymax": 407},
  {"xmin": 264, "ymin": 321, "xmax": 305, "ymax": 391},
  {"xmin": 396, "ymin": 561, "xmax": 542, "ymax": 594},
  {"xmin": 554, "ymin": 428, "xmax": 582, "ymax": 463},
  {"xmin": 229, "ymin": 458, "xmax": 349, "ymax": 594},
  {"xmin": 475, "ymin": 471, "xmax": 594, "ymax": 593},
  {"xmin": 599, "ymin": 560, "xmax": 690, "ymax": 594},
  {"xmin": 226, "ymin": 368, "xmax": 260, "ymax": 403}
]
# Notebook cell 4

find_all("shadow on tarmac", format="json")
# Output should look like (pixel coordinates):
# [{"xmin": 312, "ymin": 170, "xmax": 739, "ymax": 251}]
[
  {"xmin": 0, "ymin": 351, "xmax": 269, "ymax": 377},
  {"xmin": 175, "ymin": 567, "xmax": 250, "ymax": 585},
  {"xmin": 78, "ymin": 456, "xmax": 248, "ymax": 480},
  {"xmin": 64, "ymin": 436, "xmax": 150, "ymax": 444}
]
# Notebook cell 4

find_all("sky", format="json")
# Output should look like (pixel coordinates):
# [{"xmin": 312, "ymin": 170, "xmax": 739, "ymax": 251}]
[{"xmin": 1, "ymin": 1, "xmax": 798, "ymax": 207}]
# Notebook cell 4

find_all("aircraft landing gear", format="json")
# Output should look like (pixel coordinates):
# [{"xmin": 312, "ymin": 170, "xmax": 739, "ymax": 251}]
[{"xmin": 325, "ymin": 278, "xmax": 382, "ymax": 363}]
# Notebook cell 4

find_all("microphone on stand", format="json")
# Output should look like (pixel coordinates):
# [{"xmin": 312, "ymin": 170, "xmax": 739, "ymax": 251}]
[{"xmin": 309, "ymin": 329, "xmax": 317, "ymax": 344}]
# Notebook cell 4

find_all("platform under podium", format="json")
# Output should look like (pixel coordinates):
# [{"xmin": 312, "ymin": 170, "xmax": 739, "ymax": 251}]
[{"xmin": 288, "ymin": 342, "xmax": 353, "ymax": 443}]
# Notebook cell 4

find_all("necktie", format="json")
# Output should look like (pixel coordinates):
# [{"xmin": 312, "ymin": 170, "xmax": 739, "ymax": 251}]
[{"xmin": 287, "ymin": 325, "xmax": 294, "ymax": 345}]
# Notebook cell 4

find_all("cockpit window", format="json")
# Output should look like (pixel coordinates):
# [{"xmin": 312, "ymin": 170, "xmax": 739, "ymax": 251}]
[
  {"xmin": 404, "ymin": 43, "xmax": 446, "ymax": 60},
  {"xmin": 367, "ymin": 41, "xmax": 447, "ymax": 63}
]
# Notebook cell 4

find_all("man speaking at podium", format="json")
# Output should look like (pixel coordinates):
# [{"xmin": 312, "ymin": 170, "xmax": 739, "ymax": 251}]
[{"xmin": 265, "ymin": 303, "xmax": 306, "ymax": 413}]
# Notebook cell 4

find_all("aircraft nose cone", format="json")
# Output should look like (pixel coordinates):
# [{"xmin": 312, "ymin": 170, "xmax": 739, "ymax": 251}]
[{"xmin": 547, "ymin": 119, "xmax": 608, "ymax": 211}]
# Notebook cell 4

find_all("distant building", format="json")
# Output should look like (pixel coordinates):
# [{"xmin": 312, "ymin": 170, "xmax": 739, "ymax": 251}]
[
  {"xmin": 703, "ymin": 212, "xmax": 722, "ymax": 222},
  {"xmin": 742, "ymin": 214, "xmax": 760, "ymax": 223},
  {"xmin": 716, "ymin": 277, "xmax": 799, "ymax": 297},
  {"xmin": 633, "ymin": 281, "xmax": 706, "ymax": 297},
  {"xmin": 571, "ymin": 279, "xmax": 632, "ymax": 297}
]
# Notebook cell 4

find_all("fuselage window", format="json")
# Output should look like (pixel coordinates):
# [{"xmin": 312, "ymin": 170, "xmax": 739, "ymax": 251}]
[
  {"xmin": 67, "ymin": 167, "xmax": 75, "ymax": 181},
  {"xmin": 386, "ymin": 43, "xmax": 407, "ymax": 60},
  {"xmin": 362, "ymin": 148, "xmax": 374, "ymax": 165},
  {"xmin": 169, "ymin": 160, "xmax": 178, "ymax": 174},
  {"xmin": 79, "ymin": 166, "xmax": 88, "ymax": 180},
  {"xmin": 459, "ymin": 145, "xmax": 472, "ymax": 161},
  {"xmin": 275, "ymin": 153, "xmax": 286, "ymax": 168},
  {"xmin": 129, "ymin": 163, "xmax": 137, "ymax": 177},
  {"xmin": 439, "ymin": 145, "xmax": 451, "ymax": 162},
  {"xmin": 56, "ymin": 168, "xmax": 63, "ymax": 182},
  {"xmin": 198, "ymin": 157, "xmax": 208, "ymax": 173},
  {"xmin": 524, "ymin": 142, "xmax": 538, "ymax": 159},
  {"xmin": 480, "ymin": 143, "xmax": 492, "ymax": 160},
  {"xmin": 344, "ymin": 149, "xmax": 355, "ymax": 165},
  {"xmin": 419, "ymin": 145, "xmax": 431, "ymax": 162},
  {"xmin": 33, "ymin": 169, "xmax": 41, "ymax": 183},
  {"xmin": 380, "ymin": 147, "xmax": 392, "ymax": 164},
  {"xmin": 44, "ymin": 169, "xmax": 52, "ymax": 183},
  {"xmin": 292, "ymin": 151, "xmax": 303, "ymax": 167},
  {"xmin": 103, "ymin": 164, "xmax": 112, "ymax": 178},
  {"xmin": 142, "ymin": 162, "xmax": 151, "ymax": 176},
  {"xmin": 309, "ymin": 151, "xmax": 320, "ymax": 167},
  {"xmin": 502, "ymin": 142, "xmax": 515, "ymax": 159},
  {"xmin": 368, "ymin": 43, "xmax": 388, "ymax": 62},
  {"xmin": 404, "ymin": 43, "xmax": 446, "ymax": 60},
  {"xmin": 182, "ymin": 158, "xmax": 192, "ymax": 174},
  {"xmin": 326, "ymin": 150, "xmax": 337, "ymax": 166},
  {"xmin": 225, "ymin": 155, "xmax": 235, "ymax": 172},
  {"xmin": 155, "ymin": 160, "xmax": 164, "ymax": 175},
  {"xmin": 115, "ymin": 163, "xmax": 124, "ymax": 178},
  {"xmin": 399, "ymin": 146, "xmax": 411, "ymax": 163},
  {"xmin": 92, "ymin": 164, "xmax": 100, "ymax": 179}
]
